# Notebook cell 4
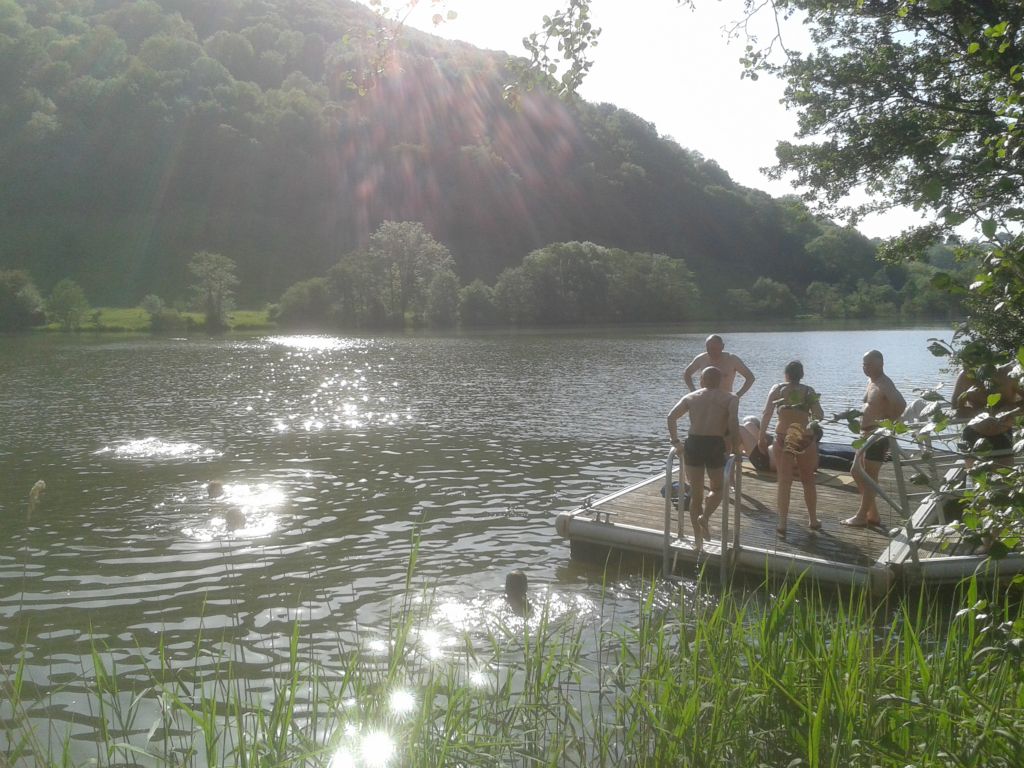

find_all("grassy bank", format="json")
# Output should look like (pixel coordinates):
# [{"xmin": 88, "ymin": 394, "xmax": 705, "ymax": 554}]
[
  {"xmin": 2, "ymin": 575, "xmax": 1022, "ymax": 767},
  {"xmin": 35, "ymin": 308, "xmax": 276, "ymax": 333}
]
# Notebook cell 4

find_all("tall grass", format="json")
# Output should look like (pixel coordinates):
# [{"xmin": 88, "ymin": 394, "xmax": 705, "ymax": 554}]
[{"xmin": 2, "ymin": 572, "xmax": 1022, "ymax": 767}]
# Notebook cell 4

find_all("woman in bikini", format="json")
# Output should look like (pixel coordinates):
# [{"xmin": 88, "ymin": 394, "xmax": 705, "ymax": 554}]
[{"xmin": 758, "ymin": 360, "xmax": 825, "ymax": 536}]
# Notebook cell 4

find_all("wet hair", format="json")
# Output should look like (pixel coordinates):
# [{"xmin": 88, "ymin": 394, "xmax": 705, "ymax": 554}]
[
  {"xmin": 505, "ymin": 571, "xmax": 528, "ymax": 600},
  {"xmin": 706, "ymin": 334, "xmax": 724, "ymax": 347},
  {"xmin": 864, "ymin": 349, "xmax": 883, "ymax": 363},
  {"xmin": 784, "ymin": 360, "xmax": 804, "ymax": 383}
]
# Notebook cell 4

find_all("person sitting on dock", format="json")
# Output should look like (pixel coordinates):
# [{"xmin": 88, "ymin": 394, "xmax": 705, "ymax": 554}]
[
  {"xmin": 740, "ymin": 416, "xmax": 776, "ymax": 472},
  {"xmin": 842, "ymin": 350, "xmax": 906, "ymax": 528},
  {"xmin": 952, "ymin": 361, "xmax": 1022, "ymax": 467},
  {"xmin": 683, "ymin": 334, "xmax": 755, "ymax": 398},
  {"xmin": 667, "ymin": 366, "xmax": 741, "ymax": 548},
  {"xmin": 758, "ymin": 361, "xmax": 825, "ymax": 536}
]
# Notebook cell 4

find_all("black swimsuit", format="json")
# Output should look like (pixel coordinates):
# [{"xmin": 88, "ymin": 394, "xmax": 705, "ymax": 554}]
[{"xmin": 683, "ymin": 435, "xmax": 726, "ymax": 469}]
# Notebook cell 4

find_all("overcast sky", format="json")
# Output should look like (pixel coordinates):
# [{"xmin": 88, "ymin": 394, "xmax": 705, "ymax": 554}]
[{"xmin": 358, "ymin": 0, "xmax": 928, "ymax": 239}]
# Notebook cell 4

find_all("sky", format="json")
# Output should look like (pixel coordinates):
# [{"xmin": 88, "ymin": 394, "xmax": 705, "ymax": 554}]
[{"xmin": 357, "ymin": 0, "xmax": 929, "ymax": 240}]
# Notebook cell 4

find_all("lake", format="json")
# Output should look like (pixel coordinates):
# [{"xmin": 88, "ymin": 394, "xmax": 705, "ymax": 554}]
[{"xmin": 0, "ymin": 325, "xmax": 954, "ymax": 749}]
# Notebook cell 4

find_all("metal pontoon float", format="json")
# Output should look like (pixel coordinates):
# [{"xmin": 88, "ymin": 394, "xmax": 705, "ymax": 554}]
[{"xmin": 555, "ymin": 433, "xmax": 1024, "ymax": 593}]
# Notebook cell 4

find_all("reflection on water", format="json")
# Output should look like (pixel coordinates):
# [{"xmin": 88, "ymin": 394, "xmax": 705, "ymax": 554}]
[
  {"xmin": 0, "ymin": 327, "xmax": 953, "ymax": 755},
  {"xmin": 179, "ymin": 482, "xmax": 285, "ymax": 541},
  {"xmin": 96, "ymin": 437, "xmax": 219, "ymax": 460}
]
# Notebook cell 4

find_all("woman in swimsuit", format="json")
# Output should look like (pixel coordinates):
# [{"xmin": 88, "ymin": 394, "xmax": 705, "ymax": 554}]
[{"xmin": 758, "ymin": 360, "xmax": 825, "ymax": 536}]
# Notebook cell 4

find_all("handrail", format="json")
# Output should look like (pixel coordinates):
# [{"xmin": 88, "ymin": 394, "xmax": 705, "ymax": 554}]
[
  {"xmin": 662, "ymin": 448, "xmax": 741, "ymax": 579},
  {"xmin": 663, "ymin": 447, "xmax": 677, "ymax": 578},
  {"xmin": 851, "ymin": 431, "xmax": 908, "ymax": 520}
]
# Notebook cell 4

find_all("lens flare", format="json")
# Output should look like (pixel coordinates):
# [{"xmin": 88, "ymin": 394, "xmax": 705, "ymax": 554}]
[{"xmin": 389, "ymin": 687, "xmax": 416, "ymax": 716}]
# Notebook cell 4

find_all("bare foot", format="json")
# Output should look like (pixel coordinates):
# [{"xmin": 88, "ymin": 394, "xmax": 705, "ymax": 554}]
[
  {"xmin": 808, "ymin": 520, "xmax": 822, "ymax": 531},
  {"xmin": 840, "ymin": 516, "xmax": 881, "ymax": 528}
]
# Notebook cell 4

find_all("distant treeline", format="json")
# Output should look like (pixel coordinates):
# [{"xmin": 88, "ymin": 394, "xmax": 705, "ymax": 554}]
[{"xmin": 0, "ymin": 0, "xmax": 965, "ymax": 323}]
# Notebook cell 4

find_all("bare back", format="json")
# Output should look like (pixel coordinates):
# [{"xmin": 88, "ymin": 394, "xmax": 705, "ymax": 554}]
[
  {"xmin": 862, "ymin": 374, "xmax": 906, "ymax": 430},
  {"xmin": 681, "ymin": 387, "xmax": 738, "ymax": 436},
  {"xmin": 685, "ymin": 352, "xmax": 746, "ymax": 392},
  {"xmin": 953, "ymin": 365, "xmax": 1022, "ymax": 436}
]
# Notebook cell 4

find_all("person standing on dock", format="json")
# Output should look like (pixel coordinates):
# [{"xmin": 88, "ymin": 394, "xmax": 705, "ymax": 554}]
[
  {"xmin": 758, "ymin": 360, "xmax": 825, "ymax": 536},
  {"xmin": 684, "ymin": 334, "xmax": 755, "ymax": 398},
  {"xmin": 667, "ymin": 366, "xmax": 741, "ymax": 548},
  {"xmin": 842, "ymin": 350, "xmax": 906, "ymax": 528}
]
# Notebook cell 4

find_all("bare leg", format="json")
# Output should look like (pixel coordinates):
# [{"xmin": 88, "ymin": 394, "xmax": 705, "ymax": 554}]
[
  {"xmin": 798, "ymin": 444, "xmax": 820, "ymax": 528},
  {"xmin": 775, "ymin": 443, "xmax": 793, "ymax": 535},
  {"xmin": 684, "ymin": 464, "xmax": 708, "ymax": 545},
  {"xmin": 846, "ymin": 458, "xmax": 883, "ymax": 526},
  {"xmin": 702, "ymin": 465, "xmax": 725, "ymax": 534}
]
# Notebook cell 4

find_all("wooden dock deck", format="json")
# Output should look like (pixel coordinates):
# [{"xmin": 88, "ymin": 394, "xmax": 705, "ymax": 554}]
[{"xmin": 555, "ymin": 457, "xmax": 1024, "ymax": 592}]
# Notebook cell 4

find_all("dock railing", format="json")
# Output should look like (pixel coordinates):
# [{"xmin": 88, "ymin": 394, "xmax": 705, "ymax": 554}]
[
  {"xmin": 852, "ymin": 429, "xmax": 967, "ymax": 565},
  {"xmin": 662, "ymin": 448, "xmax": 742, "ymax": 580}
]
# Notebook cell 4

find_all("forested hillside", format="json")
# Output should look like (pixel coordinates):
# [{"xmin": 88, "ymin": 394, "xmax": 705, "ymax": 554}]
[{"xmin": 0, "ymin": 0, "xmax": 955, "ymax": 317}]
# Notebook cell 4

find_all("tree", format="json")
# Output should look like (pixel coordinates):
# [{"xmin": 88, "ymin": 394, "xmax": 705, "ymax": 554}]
[
  {"xmin": 757, "ymin": 1, "xmax": 1024, "ymax": 237},
  {"xmin": 425, "ymin": 268, "xmax": 460, "ymax": 328},
  {"xmin": 0, "ymin": 269, "xmax": 45, "ymax": 331},
  {"xmin": 276, "ymin": 277, "xmax": 332, "ymax": 329},
  {"xmin": 46, "ymin": 278, "xmax": 91, "ymax": 331},
  {"xmin": 188, "ymin": 251, "xmax": 238, "ymax": 331},
  {"xmin": 458, "ymin": 279, "xmax": 498, "ymax": 326},
  {"xmin": 366, "ymin": 221, "xmax": 455, "ymax": 326},
  {"xmin": 139, "ymin": 293, "xmax": 186, "ymax": 332}
]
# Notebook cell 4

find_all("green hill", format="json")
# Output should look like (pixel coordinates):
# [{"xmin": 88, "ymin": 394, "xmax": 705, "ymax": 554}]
[{"xmin": 0, "ymin": 0, "xmax": 931, "ymax": 317}]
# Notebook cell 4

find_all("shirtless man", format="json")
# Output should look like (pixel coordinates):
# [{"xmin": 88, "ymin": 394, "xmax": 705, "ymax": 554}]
[
  {"xmin": 667, "ymin": 366, "xmax": 741, "ymax": 547},
  {"xmin": 842, "ymin": 350, "xmax": 906, "ymax": 527},
  {"xmin": 683, "ymin": 335, "xmax": 755, "ymax": 397},
  {"xmin": 952, "ymin": 362, "xmax": 1022, "ymax": 465}
]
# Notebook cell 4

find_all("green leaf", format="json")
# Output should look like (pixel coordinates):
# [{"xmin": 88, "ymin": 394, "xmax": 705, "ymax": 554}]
[
  {"xmin": 982, "ymin": 219, "xmax": 997, "ymax": 238},
  {"xmin": 967, "ymin": 42, "xmax": 981, "ymax": 54},
  {"xmin": 922, "ymin": 178, "xmax": 943, "ymax": 202}
]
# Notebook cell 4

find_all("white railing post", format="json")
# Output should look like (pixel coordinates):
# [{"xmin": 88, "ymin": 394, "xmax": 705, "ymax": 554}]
[{"xmin": 663, "ymin": 447, "xmax": 677, "ymax": 578}]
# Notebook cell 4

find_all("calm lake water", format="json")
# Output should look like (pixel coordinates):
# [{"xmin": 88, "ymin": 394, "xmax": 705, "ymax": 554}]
[{"xmin": 0, "ymin": 326, "xmax": 953, "ymax": 748}]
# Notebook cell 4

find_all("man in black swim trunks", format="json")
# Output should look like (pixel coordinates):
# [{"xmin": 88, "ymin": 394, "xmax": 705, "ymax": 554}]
[
  {"xmin": 843, "ymin": 350, "xmax": 906, "ymax": 528},
  {"xmin": 667, "ymin": 366, "xmax": 741, "ymax": 548}
]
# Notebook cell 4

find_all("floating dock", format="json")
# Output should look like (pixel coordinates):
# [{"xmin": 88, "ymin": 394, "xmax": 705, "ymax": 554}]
[{"xmin": 556, "ymin": 445, "xmax": 1024, "ymax": 593}]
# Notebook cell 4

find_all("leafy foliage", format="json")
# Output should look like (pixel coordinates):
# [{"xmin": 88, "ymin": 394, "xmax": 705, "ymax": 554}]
[
  {"xmin": 0, "ymin": 0, "xmax": 928, "ymax": 318},
  {"xmin": 45, "ymin": 278, "xmax": 90, "ymax": 331},
  {"xmin": 0, "ymin": 269, "xmax": 44, "ymax": 330},
  {"xmin": 188, "ymin": 251, "xmax": 238, "ymax": 331}
]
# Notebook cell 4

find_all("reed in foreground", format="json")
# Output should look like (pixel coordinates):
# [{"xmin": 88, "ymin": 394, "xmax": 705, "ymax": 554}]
[{"xmin": 2, "ymin": 574, "xmax": 1022, "ymax": 767}]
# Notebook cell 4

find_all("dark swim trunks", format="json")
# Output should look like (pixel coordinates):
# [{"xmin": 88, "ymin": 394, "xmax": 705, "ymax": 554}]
[
  {"xmin": 749, "ymin": 435, "xmax": 773, "ymax": 471},
  {"xmin": 683, "ymin": 435, "xmax": 726, "ymax": 469},
  {"xmin": 960, "ymin": 425, "xmax": 1013, "ymax": 455},
  {"xmin": 864, "ymin": 435, "xmax": 889, "ymax": 462}
]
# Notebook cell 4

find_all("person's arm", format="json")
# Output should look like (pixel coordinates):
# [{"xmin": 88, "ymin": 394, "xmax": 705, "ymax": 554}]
[
  {"xmin": 888, "ymin": 380, "xmax": 907, "ymax": 418},
  {"xmin": 758, "ymin": 385, "xmax": 779, "ymax": 446},
  {"xmin": 683, "ymin": 356, "xmax": 702, "ymax": 391},
  {"xmin": 951, "ymin": 370, "xmax": 975, "ymax": 418},
  {"xmin": 667, "ymin": 395, "xmax": 690, "ymax": 449},
  {"xmin": 734, "ymin": 357, "xmax": 755, "ymax": 398},
  {"xmin": 809, "ymin": 387, "xmax": 824, "ymax": 421}
]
